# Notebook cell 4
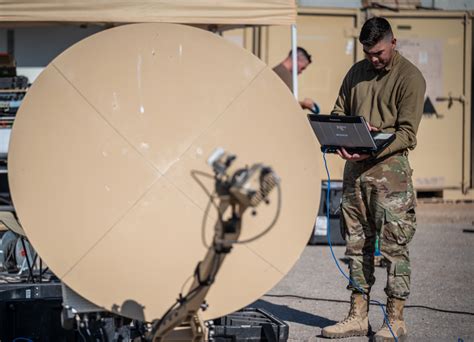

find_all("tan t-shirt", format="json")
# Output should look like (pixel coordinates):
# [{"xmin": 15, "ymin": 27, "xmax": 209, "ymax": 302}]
[
  {"xmin": 332, "ymin": 51, "xmax": 426, "ymax": 158},
  {"xmin": 273, "ymin": 63, "xmax": 293, "ymax": 91}
]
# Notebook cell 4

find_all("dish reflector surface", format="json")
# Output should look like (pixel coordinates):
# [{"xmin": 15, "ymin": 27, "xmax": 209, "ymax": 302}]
[{"xmin": 9, "ymin": 23, "xmax": 320, "ymax": 321}]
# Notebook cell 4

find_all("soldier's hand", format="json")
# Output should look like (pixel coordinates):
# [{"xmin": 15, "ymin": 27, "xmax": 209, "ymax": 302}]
[
  {"xmin": 336, "ymin": 122, "xmax": 378, "ymax": 161},
  {"xmin": 300, "ymin": 98, "xmax": 315, "ymax": 110},
  {"xmin": 367, "ymin": 122, "xmax": 379, "ymax": 132},
  {"xmin": 337, "ymin": 147, "xmax": 370, "ymax": 161}
]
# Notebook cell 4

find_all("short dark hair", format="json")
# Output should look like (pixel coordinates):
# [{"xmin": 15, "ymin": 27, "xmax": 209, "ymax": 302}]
[
  {"xmin": 288, "ymin": 46, "xmax": 312, "ymax": 64},
  {"xmin": 359, "ymin": 17, "xmax": 393, "ymax": 47}
]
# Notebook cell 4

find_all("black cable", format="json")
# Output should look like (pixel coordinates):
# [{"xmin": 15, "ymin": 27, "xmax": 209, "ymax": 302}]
[
  {"xmin": 232, "ymin": 181, "xmax": 282, "ymax": 244},
  {"xmin": 99, "ymin": 324, "xmax": 108, "ymax": 342},
  {"xmin": 179, "ymin": 274, "xmax": 194, "ymax": 295},
  {"xmin": 201, "ymin": 193, "xmax": 216, "ymax": 248},
  {"xmin": 20, "ymin": 238, "xmax": 34, "ymax": 283},
  {"xmin": 0, "ymin": 196, "xmax": 10, "ymax": 205},
  {"xmin": 191, "ymin": 170, "xmax": 225, "ymax": 219},
  {"xmin": 26, "ymin": 252, "xmax": 41, "ymax": 283},
  {"xmin": 152, "ymin": 164, "xmax": 278, "ymax": 338},
  {"xmin": 31, "ymin": 252, "xmax": 38, "ymax": 267},
  {"xmin": 5, "ymin": 235, "xmax": 17, "ymax": 269},
  {"xmin": 152, "ymin": 272, "xmax": 210, "ymax": 332},
  {"xmin": 152, "ymin": 300, "xmax": 180, "ymax": 331},
  {"xmin": 39, "ymin": 258, "xmax": 42, "ymax": 283},
  {"xmin": 77, "ymin": 326, "xmax": 87, "ymax": 342},
  {"xmin": 205, "ymin": 251, "xmax": 222, "ymax": 285},
  {"xmin": 151, "ymin": 281, "xmax": 208, "ymax": 335},
  {"xmin": 195, "ymin": 167, "xmax": 280, "ymax": 246},
  {"xmin": 190, "ymin": 170, "xmax": 219, "ymax": 209},
  {"xmin": 263, "ymin": 294, "xmax": 474, "ymax": 316},
  {"xmin": 192, "ymin": 170, "xmax": 225, "ymax": 248},
  {"xmin": 40, "ymin": 266, "xmax": 50, "ymax": 281},
  {"xmin": 152, "ymin": 245, "xmax": 223, "ymax": 335},
  {"xmin": 189, "ymin": 252, "xmax": 222, "ymax": 296},
  {"xmin": 31, "ymin": 252, "xmax": 38, "ymax": 282},
  {"xmin": 401, "ymin": 305, "xmax": 474, "ymax": 316}
]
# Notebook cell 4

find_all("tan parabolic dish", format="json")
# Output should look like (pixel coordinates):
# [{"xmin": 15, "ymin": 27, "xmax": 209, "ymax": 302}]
[{"xmin": 9, "ymin": 23, "xmax": 320, "ymax": 321}]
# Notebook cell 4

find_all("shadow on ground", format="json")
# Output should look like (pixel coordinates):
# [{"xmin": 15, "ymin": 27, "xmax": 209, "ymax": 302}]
[{"xmin": 249, "ymin": 299, "xmax": 337, "ymax": 328}]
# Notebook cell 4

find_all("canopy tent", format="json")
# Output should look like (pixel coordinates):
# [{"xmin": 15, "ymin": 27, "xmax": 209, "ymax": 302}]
[
  {"xmin": 0, "ymin": 0, "xmax": 300, "ymax": 97},
  {"xmin": 0, "ymin": 0, "xmax": 296, "ymax": 26}
]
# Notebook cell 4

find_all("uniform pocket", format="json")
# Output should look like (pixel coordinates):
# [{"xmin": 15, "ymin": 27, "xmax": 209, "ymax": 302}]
[
  {"xmin": 395, "ymin": 260, "xmax": 411, "ymax": 276},
  {"xmin": 383, "ymin": 207, "xmax": 416, "ymax": 246}
]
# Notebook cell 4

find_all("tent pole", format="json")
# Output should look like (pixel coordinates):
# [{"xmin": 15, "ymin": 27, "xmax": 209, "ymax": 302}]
[{"xmin": 291, "ymin": 24, "xmax": 298, "ymax": 100}]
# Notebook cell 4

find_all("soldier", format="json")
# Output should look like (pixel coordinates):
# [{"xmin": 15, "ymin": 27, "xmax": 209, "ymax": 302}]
[
  {"xmin": 272, "ymin": 47, "xmax": 319, "ymax": 113},
  {"xmin": 321, "ymin": 17, "xmax": 425, "ymax": 341}
]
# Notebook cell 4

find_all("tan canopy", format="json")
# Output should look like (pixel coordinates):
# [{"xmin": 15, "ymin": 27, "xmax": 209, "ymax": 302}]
[{"xmin": 0, "ymin": 0, "xmax": 296, "ymax": 25}]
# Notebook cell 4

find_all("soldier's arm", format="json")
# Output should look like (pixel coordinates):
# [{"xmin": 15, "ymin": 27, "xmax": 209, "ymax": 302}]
[
  {"xmin": 376, "ymin": 73, "xmax": 426, "ymax": 159},
  {"xmin": 331, "ymin": 72, "xmax": 351, "ymax": 116},
  {"xmin": 332, "ymin": 69, "xmax": 370, "ymax": 160}
]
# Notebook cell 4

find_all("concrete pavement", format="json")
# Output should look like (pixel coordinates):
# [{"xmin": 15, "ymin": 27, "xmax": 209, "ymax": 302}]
[{"xmin": 250, "ymin": 203, "xmax": 474, "ymax": 341}]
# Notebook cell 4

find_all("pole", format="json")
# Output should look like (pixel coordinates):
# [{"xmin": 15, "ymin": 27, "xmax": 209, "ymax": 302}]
[{"xmin": 291, "ymin": 24, "xmax": 298, "ymax": 100}]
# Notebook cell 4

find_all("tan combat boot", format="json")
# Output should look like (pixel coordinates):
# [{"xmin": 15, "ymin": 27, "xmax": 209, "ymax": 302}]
[
  {"xmin": 321, "ymin": 292, "xmax": 370, "ymax": 338},
  {"xmin": 374, "ymin": 297, "xmax": 407, "ymax": 341}
]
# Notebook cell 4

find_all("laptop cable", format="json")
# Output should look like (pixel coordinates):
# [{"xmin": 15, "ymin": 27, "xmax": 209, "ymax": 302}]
[{"xmin": 322, "ymin": 149, "xmax": 398, "ymax": 342}]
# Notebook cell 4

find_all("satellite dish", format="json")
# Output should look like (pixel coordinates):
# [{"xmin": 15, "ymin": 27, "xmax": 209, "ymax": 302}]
[{"xmin": 8, "ymin": 23, "xmax": 320, "ymax": 321}]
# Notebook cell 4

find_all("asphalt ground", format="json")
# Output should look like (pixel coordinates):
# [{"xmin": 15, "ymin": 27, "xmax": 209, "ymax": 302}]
[{"xmin": 249, "ymin": 202, "xmax": 474, "ymax": 341}]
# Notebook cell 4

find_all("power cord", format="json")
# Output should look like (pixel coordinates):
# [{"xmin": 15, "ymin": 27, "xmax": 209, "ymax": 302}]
[
  {"xmin": 151, "ymin": 251, "xmax": 223, "ymax": 335},
  {"xmin": 263, "ymin": 294, "xmax": 474, "ymax": 316},
  {"xmin": 232, "ymin": 181, "xmax": 281, "ymax": 245},
  {"xmin": 195, "ymin": 169, "xmax": 281, "ymax": 247},
  {"xmin": 322, "ymin": 150, "xmax": 398, "ymax": 341},
  {"xmin": 151, "ymin": 162, "xmax": 281, "ymax": 339}
]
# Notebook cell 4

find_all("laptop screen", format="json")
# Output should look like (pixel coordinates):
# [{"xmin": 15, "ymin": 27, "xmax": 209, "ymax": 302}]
[{"xmin": 308, "ymin": 115, "xmax": 376, "ymax": 149}]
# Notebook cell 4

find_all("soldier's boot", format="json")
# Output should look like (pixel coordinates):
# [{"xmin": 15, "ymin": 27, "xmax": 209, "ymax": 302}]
[
  {"xmin": 374, "ymin": 297, "xmax": 407, "ymax": 342},
  {"xmin": 321, "ymin": 292, "xmax": 370, "ymax": 338}
]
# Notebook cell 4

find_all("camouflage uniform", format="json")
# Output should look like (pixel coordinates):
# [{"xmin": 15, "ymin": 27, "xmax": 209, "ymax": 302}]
[
  {"xmin": 331, "ymin": 50, "xmax": 425, "ymax": 302},
  {"xmin": 341, "ymin": 151, "xmax": 416, "ymax": 299}
]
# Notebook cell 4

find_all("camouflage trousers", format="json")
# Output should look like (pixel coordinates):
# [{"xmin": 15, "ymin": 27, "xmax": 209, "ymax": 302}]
[{"xmin": 341, "ymin": 153, "xmax": 416, "ymax": 299}]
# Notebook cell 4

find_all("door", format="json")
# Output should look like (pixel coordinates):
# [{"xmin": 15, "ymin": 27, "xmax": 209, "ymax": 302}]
[{"xmin": 370, "ymin": 11, "xmax": 470, "ymax": 192}]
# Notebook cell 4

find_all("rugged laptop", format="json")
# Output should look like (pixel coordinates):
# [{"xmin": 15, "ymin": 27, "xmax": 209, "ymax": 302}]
[{"xmin": 307, "ymin": 114, "xmax": 395, "ymax": 154}]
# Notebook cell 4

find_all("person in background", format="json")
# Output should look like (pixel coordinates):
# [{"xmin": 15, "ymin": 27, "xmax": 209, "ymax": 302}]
[
  {"xmin": 272, "ymin": 47, "xmax": 319, "ymax": 113},
  {"xmin": 321, "ymin": 17, "xmax": 425, "ymax": 341}
]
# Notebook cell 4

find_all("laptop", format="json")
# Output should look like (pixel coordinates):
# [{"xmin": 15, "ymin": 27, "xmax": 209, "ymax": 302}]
[{"xmin": 307, "ymin": 114, "xmax": 395, "ymax": 154}]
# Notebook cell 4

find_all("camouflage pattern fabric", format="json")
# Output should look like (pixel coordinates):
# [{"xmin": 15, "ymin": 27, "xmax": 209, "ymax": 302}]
[{"xmin": 341, "ymin": 153, "xmax": 416, "ymax": 299}]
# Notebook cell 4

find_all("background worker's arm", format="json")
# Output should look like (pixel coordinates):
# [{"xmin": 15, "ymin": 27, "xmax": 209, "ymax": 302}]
[
  {"xmin": 300, "ymin": 98, "xmax": 319, "ymax": 113},
  {"xmin": 376, "ymin": 74, "xmax": 426, "ymax": 158}
]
